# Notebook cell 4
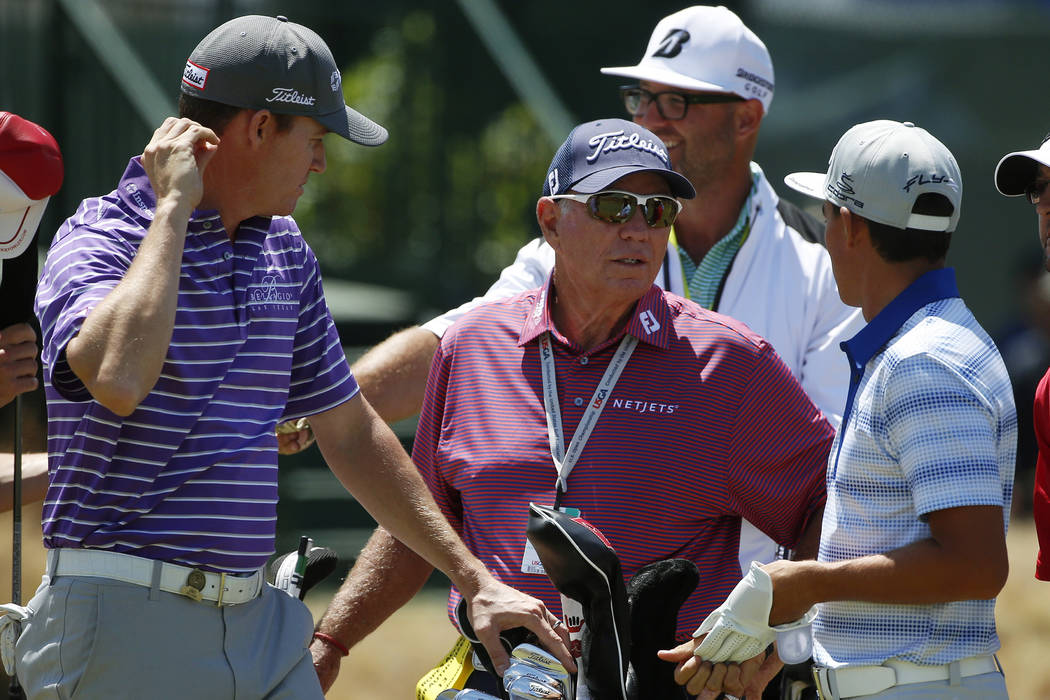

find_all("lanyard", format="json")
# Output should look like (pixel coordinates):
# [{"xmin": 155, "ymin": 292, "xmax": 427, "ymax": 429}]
[{"xmin": 538, "ymin": 332, "xmax": 638, "ymax": 506}]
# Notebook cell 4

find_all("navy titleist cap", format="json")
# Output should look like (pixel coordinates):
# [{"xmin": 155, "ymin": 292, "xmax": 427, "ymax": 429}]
[
  {"xmin": 543, "ymin": 118, "xmax": 695, "ymax": 199},
  {"xmin": 181, "ymin": 15, "xmax": 387, "ymax": 146}
]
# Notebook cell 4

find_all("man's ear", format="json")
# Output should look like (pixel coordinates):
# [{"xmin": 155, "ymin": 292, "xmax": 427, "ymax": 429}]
[
  {"xmin": 537, "ymin": 197, "xmax": 563, "ymax": 251},
  {"xmin": 735, "ymin": 99, "xmax": 763, "ymax": 140},
  {"xmin": 246, "ymin": 109, "xmax": 276, "ymax": 147},
  {"xmin": 840, "ymin": 206, "xmax": 867, "ymax": 248}
]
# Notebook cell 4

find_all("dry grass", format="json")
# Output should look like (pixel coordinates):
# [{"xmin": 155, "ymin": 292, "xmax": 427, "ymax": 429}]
[{"xmin": 4, "ymin": 507, "xmax": 1049, "ymax": 699}]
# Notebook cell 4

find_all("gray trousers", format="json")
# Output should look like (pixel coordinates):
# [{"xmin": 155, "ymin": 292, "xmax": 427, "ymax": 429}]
[{"xmin": 14, "ymin": 573, "xmax": 322, "ymax": 700}]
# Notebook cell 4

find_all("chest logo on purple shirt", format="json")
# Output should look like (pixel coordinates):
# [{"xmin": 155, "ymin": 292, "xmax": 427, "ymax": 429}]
[{"xmin": 248, "ymin": 274, "xmax": 296, "ymax": 312}]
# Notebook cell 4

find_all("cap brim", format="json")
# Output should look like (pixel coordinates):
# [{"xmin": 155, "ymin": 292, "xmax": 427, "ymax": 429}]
[
  {"xmin": 573, "ymin": 165, "xmax": 696, "ymax": 200},
  {"xmin": 782, "ymin": 172, "xmax": 828, "ymax": 202},
  {"xmin": 994, "ymin": 149, "xmax": 1050, "ymax": 196},
  {"xmin": 600, "ymin": 65, "xmax": 736, "ymax": 97},
  {"xmin": 317, "ymin": 104, "xmax": 389, "ymax": 146}
]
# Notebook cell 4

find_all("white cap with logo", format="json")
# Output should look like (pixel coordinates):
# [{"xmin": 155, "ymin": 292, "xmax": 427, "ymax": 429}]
[
  {"xmin": 600, "ymin": 5, "xmax": 774, "ymax": 114},
  {"xmin": 783, "ymin": 120, "xmax": 962, "ymax": 233}
]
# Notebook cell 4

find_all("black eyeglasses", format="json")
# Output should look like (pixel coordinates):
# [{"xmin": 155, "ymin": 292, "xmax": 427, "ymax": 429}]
[
  {"xmin": 1025, "ymin": 179, "xmax": 1050, "ymax": 205},
  {"xmin": 550, "ymin": 190, "xmax": 682, "ymax": 228},
  {"xmin": 620, "ymin": 85, "xmax": 744, "ymax": 121}
]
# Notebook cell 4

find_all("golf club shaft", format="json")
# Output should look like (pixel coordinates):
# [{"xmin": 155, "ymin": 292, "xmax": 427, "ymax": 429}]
[{"xmin": 9, "ymin": 395, "xmax": 24, "ymax": 699}]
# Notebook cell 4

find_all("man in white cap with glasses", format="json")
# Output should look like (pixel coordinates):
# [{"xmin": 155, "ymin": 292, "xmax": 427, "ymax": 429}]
[
  {"xmin": 311, "ymin": 6, "xmax": 861, "ymax": 687},
  {"xmin": 666, "ymin": 120, "xmax": 1014, "ymax": 699},
  {"xmin": 995, "ymin": 135, "xmax": 1050, "ymax": 587},
  {"xmin": 6, "ymin": 15, "xmax": 572, "ymax": 699}
]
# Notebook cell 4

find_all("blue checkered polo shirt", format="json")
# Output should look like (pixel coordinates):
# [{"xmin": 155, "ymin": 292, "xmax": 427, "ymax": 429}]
[{"xmin": 813, "ymin": 268, "xmax": 1015, "ymax": 667}]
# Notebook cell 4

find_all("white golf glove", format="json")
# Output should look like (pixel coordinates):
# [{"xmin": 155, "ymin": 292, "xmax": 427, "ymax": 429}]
[
  {"xmin": 691, "ymin": 561, "xmax": 776, "ymax": 663},
  {"xmin": 0, "ymin": 602, "xmax": 30, "ymax": 675}
]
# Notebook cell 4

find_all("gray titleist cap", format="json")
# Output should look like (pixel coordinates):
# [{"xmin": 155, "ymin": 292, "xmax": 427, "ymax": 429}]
[
  {"xmin": 180, "ymin": 15, "xmax": 387, "ymax": 146},
  {"xmin": 783, "ymin": 120, "xmax": 961, "ymax": 232}
]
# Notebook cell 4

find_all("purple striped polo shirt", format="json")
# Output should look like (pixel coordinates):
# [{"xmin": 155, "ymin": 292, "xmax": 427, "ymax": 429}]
[
  {"xmin": 414, "ymin": 280, "xmax": 832, "ymax": 640},
  {"xmin": 34, "ymin": 157, "xmax": 358, "ymax": 573}
]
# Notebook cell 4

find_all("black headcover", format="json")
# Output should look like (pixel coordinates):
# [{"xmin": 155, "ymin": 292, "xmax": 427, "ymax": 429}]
[
  {"xmin": 526, "ymin": 503, "xmax": 631, "ymax": 700},
  {"xmin": 625, "ymin": 559, "xmax": 699, "ymax": 699}
]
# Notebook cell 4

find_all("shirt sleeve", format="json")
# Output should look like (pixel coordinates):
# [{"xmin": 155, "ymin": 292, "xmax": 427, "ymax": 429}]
[
  {"xmin": 728, "ymin": 342, "xmax": 833, "ymax": 548},
  {"xmin": 281, "ymin": 243, "xmax": 359, "ymax": 420},
  {"xmin": 34, "ymin": 223, "xmax": 135, "ymax": 402},
  {"xmin": 421, "ymin": 237, "xmax": 553, "ymax": 337},
  {"xmin": 884, "ymin": 353, "xmax": 1005, "ymax": 519}
]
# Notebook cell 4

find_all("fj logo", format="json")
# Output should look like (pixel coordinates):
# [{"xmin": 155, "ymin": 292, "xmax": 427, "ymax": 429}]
[
  {"xmin": 548, "ymin": 169, "xmax": 560, "ymax": 195},
  {"xmin": 652, "ymin": 29, "xmax": 690, "ymax": 58},
  {"xmin": 639, "ymin": 310, "xmax": 661, "ymax": 334}
]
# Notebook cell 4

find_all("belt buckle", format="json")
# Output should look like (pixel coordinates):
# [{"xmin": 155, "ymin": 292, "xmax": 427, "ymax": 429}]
[{"xmin": 179, "ymin": 569, "xmax": 207, "ymax": 602}]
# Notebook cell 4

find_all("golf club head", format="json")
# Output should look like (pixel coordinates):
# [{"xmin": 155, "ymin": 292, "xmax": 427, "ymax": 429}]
[
  {"xmin": 268, "ymin": 544, "xmax": 340, "ymax": 596},
  {"xmin": 504, "ymin": 676, "xmax": 563, "ymax": 699},
  {"xmin": 435, "ymin": 691, "xmax": 461, "ymax": 700},
  {"xmin": 453, "ymin": 690, "xmax": 501, "ymax": 699},
  {"xmin": 509, "ymin": 644, "xmax": 571, "ymax": 698},
  {"xmin": 503, "ymin": 662, "xmax": 567, "ymax": 698}
]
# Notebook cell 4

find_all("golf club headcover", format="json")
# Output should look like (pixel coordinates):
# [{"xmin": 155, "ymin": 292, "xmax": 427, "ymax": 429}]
[
  {"xmin": 268, "ymin": 545, "xmax": 341, "ymax": 597},
  {"xmin": 526, "ymin": 503, "xmax": 630, "ymax": 700},
  {"xmin": 692, "ymin": 561, "xmax": 776, "ymax": 663},
  {"xmin": 624, "ymin": 559, "xmax": 699, "ymax": 700},
  {"xmin": 454, "ymin": 596, "xmax": 539, "ymax": 678}
]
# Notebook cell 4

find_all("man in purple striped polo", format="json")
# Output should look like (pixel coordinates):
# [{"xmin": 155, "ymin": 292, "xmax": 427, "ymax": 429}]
[
  {"xmin": 3, "ymin": 15, "xmax": 571, "ymax": 699},
  {"xmin": 312, "ymin": 118, "xmax": 834, "ymax": 699}
]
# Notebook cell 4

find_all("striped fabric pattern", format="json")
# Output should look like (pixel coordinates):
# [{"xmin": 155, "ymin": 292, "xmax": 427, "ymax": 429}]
[
  {"xmin": 814, "ymin": 268, "xmax": 1016, "ymax": 666},
  {"xmin": 678, "ymin": 163, "xmax": 759, "ymax": 308},
  {"xmin": 34, "ymin": 157, "xmax": 357, "ymax": 573},
  {"xmin": 413, "ymin": 280, "xmax": 833, "ymax": 640}
]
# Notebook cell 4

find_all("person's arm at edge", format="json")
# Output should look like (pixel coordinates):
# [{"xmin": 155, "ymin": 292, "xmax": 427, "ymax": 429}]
[
  {"xmin": 278, "ymin": 237, "xmax": 554, "ymax": 451},
  {"xmin": 0, "ymin": 452, "xmax": 49, "ymax": 512},
  {"xmin": 351, "ymin": 326, "xmax": 438, "ymax": 424},
  {"xmin": 349, "ymin": 237, "xmax": 553, "ymax": 424},
  {"xmin": 310, "ymin": 526, "xmax": 432, "ymax": 692},
  {"xmin": 308, "ymin": 393, "xmax": 573, "ymax": 676}
]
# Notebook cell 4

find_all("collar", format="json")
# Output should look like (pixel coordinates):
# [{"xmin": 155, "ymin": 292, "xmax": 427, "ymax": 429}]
[
  {"xmin": 519, "ymin": 275, "xmax": 672, "ymax": 351},
  {"xmin": 840, "ymin": 267, "xmax": 959, "ymax": 368},
  {"xmin": 115, "ymin": 156, "xmax": 271, "ymax": 235}
]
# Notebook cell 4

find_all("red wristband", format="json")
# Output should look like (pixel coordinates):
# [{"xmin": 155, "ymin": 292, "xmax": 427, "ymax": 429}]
[{"xmin": 313, "ymin": 631, "xmax": 350, "ymax": 657}]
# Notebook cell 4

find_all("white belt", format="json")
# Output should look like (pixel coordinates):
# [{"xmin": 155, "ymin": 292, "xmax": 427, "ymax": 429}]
[
  {"xmin": 48, "ymin": 548, "xmax": 263, "ymax": 606},
  {"xmin": 813, "ymin": 654, "xmax": 1000, "ymax": 699}
]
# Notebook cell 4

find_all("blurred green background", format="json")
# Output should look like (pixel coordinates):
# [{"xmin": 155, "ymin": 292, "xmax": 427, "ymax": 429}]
[{"xmin": 4, "ymin": 0, "xmax": 1050, "ymax": 585}]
